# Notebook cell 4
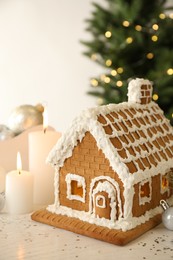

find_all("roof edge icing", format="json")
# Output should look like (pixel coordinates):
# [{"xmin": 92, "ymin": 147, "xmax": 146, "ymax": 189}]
[{"xmin": 46, "ymin": 100, "xmax": 169, "ymax": 184}]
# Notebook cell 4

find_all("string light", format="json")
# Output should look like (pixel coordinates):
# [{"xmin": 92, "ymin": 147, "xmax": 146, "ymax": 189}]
[
  {"xmin": 105, "ymin": 59, "xmax": 112, "ymax": 67},
  {"xmin": 167, "ymin": 68, "xmax": 173, "ymax": 75},
  {"xmin": 151, "ymin": 35, "xmax": 158, "ymax": 42},
  {"xmin": 100, "ymin": 74, "xmax": 106, "ymax": 81},
  {"xmin": 135, "ymin": 25, "xmax": 142, "ymax": 31},
  {"xmin": 159, "ymin": 13, "xmax": 166, "ymax": 19},
  {"xmin": 104, "ymin": 76, "xmax": 111, "ymax": 83},
  {"xmin": 117, "ymin": 67, "xmax": 124, "ymax": 74},
  {"xmin": 105, "ymin": 31, "xmax": 112, "ymax": 38},
  {"xmin": 146, "ymin": 53, "xmax": 154, "ymax": 59},
  {"xmin": 169, "ymin": 13, "xmax": 173, "ymax": 19},
  {"xmin": 122, "ymin": 20, "xmax": 130, "ymax": 27},
  {"xmin": 126, "ymin": 37, "xmax": 133, "ymax": 44},
  {"xmin": 90, "ymin": 78, "xmax": 98, "ymax": 87},
  {"xmin": 97, "ymin": 98, "xmax": 104, "ymax": 105},
  {"xmin": 111, "ymin": 70, "xmax": 117, "ymax": 76},
  {"xmin": 152, "ymin": 24, "xmax": 159, "ymax": 31},
  {"xmin": 153, "ymin": 94, "xmax": 159, "ymax": 101},
  {"xmin": 91, "ymin": 54, "xmax": 97, "ymax": 61},
  {"xmin": 99, "ymin": 73, "xmax": 110, "ymax": 83},
  {"xmin": 116, "ymin": 80, "xmax": 123, "ymax": 87}
]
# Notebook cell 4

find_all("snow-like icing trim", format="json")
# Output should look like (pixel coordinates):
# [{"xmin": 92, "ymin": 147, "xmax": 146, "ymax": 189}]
[
  {"xmin": 95, "ymin": 195, "xmax": 106, "ymax": 208},
  {"xmin": 127, "ymin": 78, "xmax": 152, "ymax": 103},
  {"xmin": 46, "ymin": 78, "xmax": 173, "ymax": 231},
  {"xmin": 123, "ymin": 181, "xmax": 135, "ymax": 219},
  {"xmin": 92, "ymin": 181, "xmax": 117, "ymax": 221},
  {"xmin": 47, "ymin": 195, "xmax": 173, "ymax": 231},
  {"xmin": 89, "ymin": 176, "xmax": 123, "ymax": 219},
  {"xmin": 54, "ymin": 167, "xmax": 59, "ymax": 207},
  {"xmin": 47, "ymin": 100, "xmax": 173, "ymax": 190}
]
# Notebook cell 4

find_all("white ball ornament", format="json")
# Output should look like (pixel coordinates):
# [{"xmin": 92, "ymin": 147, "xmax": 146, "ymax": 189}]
[
  {"xmin": 8, "ymin": 104, "xmax": 44, "ymax": 135},
  {"xmin": 160, "ymin": 200, "xmax": 173, "ymax": 231},
  {"xmin": 0, "ymin": 125, "xmax": 15, "ymax": 140}
]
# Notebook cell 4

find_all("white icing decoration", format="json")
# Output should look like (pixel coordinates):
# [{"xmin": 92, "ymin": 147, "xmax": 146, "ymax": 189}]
[
  {"xmin": 54, "ymin": 167, "xmax": 60, "ymax": 207},
  {"xmin": 65, "ymin": 173, "xmax": 86, "ymax": 203},
  {"xmin": 46, "ymin": 78, "xmax": 173, "ymax": 231},
  {"xmin": 89, "ymin": 176, "xmax": 123, "ymax": 219},
  {"xmin": 128, "ymin": 78, "xmax": 153, "ymax": 103},
  {"xmin": 47, "ymin": 101, "xmax": 172, "ymax": 187},
  {"xmin": 139, "ymin": 178, "xmax": 152, "ymax": 205},
  {"xmin": 95, "ymin": 195, "xmax": 106, "ymax": 209},
  {"xmin": 123, "ymin": 180, "xmax": 135, "ymax": 219},
  {"xmin": 93, "ymin": 181, "xmax": 116, "ymax": 221},
  {"xmin": 47, "ymin": 195, "xmax": 173, "ymax": 232}
]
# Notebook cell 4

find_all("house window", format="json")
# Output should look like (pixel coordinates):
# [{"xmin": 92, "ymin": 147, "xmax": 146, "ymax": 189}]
[
  {"xmin": 139, "ymin": 179, "xmax": 151, "ymax": 205},
  {"xmin": 65, "ymin": 173, "xmax": 86, "ymax": 203},
  {"xmin": 169, "ymin": 168, "xmax": 173, "ymax": 187},
  {"xmin": 161, "ymin": 171, "xmax": 171, "ymax": 195},
  {"xmin": 95, "ymin": 195, "xmax": 106, "ymax": 208},
  {"xmin": 161, "ymin": 175, "xmax": 169, "ymax": 192}
]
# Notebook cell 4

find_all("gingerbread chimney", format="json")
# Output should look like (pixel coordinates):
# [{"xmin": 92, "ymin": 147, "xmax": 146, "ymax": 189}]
[{"xmin": 128, "ymin": 78, "xmax": 153, "ymax": 104}]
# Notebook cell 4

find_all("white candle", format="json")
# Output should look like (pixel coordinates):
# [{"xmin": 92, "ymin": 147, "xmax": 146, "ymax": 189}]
[
  {"xmin": 29, "ymin": 107, "xmax": 61, "ymax": 205},
  {"xmin": 0, "ymin": 166, "xmax": 6, "ymax": 192},
  {"xmin": 6, "ymin": 152, "xmax": 33, "ymax": 214}
]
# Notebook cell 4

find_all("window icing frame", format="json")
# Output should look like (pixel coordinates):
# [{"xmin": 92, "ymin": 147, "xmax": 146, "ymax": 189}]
[
  {"xmin": 65, "ymin": 173, "xmax": 86, "ymax": 203},
  {"xmin": 95, "ymin": 195, "xmax": 106, "ymax": 208},
  {"xmin": 139, "ymin": 178, "xmax": 152, "ymax": 205}
]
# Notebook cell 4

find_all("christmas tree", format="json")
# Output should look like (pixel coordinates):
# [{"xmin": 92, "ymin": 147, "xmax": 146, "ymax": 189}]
[{"xmin": 81, "ymin": 0, "xmax": 173, "ymax": 124}]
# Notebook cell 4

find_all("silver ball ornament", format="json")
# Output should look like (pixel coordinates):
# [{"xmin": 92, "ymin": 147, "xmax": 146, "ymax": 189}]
[
  {"xmin": 0, "ymin": 192, "xmax": 5, "ymax": 212},
  {"xmin": 8, "ymin": 104, "xmax": 43, "ymax": 135},
  {"xmin": 160, "ymin": 200, "xmax": 173, "ymax": 231},
  {"xmin": 0, "ymin": 125, "xmax": 15, "ymax": 140}
]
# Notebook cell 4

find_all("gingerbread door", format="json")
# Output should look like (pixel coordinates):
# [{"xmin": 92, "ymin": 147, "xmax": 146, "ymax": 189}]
[{"xmin": 92, "ymin": 181, "xmax": 117, "ymax": 221}]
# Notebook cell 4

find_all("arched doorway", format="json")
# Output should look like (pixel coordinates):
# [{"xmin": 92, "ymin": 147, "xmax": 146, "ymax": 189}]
[{"xmin": 89, "ymin": 175, "xmax": 122, "ymax": 222}]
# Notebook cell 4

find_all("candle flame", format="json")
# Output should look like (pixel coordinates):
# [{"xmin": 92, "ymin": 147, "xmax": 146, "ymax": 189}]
[
  {"xmin": 17, "ymin": 152, "xmax": 22, "ymax": 174},
  {"xmin": 43, "ymin": 106, "xmax": 48, "ymax": 133}
]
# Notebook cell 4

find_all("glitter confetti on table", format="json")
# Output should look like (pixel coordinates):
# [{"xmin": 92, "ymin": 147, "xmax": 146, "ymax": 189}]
[{"xmin": 0, "ymin": 213, "xmax": 173, "ymax": 260}]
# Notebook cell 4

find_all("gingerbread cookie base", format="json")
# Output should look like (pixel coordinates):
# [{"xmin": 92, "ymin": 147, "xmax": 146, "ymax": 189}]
[{"xmin": 31, "ymin": 209, "xmax": 162, "ymax": 246}]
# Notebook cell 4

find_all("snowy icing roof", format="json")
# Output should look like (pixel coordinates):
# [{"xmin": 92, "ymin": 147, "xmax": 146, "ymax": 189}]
[{"xmin": 47, "ymin": 100, "xmax": 173, "ymax": 185}]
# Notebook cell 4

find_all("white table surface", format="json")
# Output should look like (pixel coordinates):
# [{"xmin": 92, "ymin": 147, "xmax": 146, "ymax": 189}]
[{"xmin": 0, "ymin": 210, "xmax": 173, "ymax": 260}]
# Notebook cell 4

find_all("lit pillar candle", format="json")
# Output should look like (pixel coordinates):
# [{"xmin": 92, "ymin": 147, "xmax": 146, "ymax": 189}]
[
  {"xmin": 6, "ymin": 152, "xmax": 33, "ymax": 214},
  {"xmin": 29, "ymin": 107, "xmax": 61, "ymax": 206}
]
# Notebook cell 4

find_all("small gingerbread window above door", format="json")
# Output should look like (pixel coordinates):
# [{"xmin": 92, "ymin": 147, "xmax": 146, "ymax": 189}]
[
  {"xmin": 95, "ymin": 195, "xmax": 106, "ymax": 208},
  {"xmin": 65, "ymin": 173, "xmax": 86, "ymax": 203}
]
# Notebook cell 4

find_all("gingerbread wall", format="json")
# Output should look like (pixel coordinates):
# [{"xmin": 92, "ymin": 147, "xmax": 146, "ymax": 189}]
[
  {"xmin": 58, "ymin": 131, "xmax": 173, "ymax": 220},
  {"xmin": 132, "ymin": 174, "xmax": 173, "ymax": 217},
  {"xmin": 59, "ymin": 132, "xmax": 124, "ymax": 217}
]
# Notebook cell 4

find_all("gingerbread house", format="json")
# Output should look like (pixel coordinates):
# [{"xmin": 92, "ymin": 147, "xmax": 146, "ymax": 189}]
[{"xmin": 32, "ymin": 78, "xmax": 173, "ymax": 245}]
